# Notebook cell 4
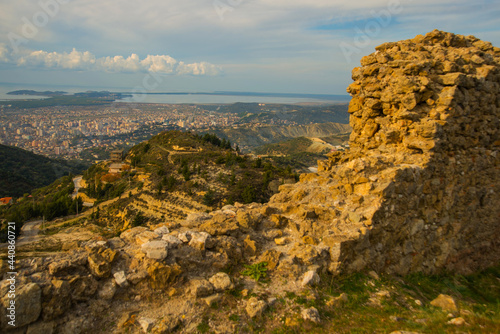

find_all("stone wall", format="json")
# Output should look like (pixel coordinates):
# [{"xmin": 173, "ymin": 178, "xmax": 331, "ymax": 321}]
[{"xmin": 268, "ymin": 30, "xmax": 500, "ymax": 275}]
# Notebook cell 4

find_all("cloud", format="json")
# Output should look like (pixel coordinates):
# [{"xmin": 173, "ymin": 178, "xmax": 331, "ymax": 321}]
[
  {"xmin": 0, "ymin": 44, "xmax": 10, "ymax": 62},
  {"xmin": 140, "ymin": 55, "xmax": 177, "ymax": 74},
  {"xmin": 3, "ymin": 47, "xmax": 221, "ymax": 76}
]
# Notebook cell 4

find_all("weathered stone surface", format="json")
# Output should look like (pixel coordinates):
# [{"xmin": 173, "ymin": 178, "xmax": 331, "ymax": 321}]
[
  {"xmin": 152, "ymin": 316, "xmax": 181, "ymax": 333},
  {"xmin": 138, "ymin": 317, "xmax": 155, "ymax": 333},
  {"xmin": 189, "ymin": 279, "xmax": 214, "ymax": 298},
  {"xmin": 162, "ymin": 235, "xmax": 182, "ymax": 248},
  {"xmin": 209, "ymin": 272, "xmax": 234, "ymax": 292},
  {"xmin": 188, "ymin": 231, "xmax": 211, "ymax": 251},
  {"xmin": 259, "ymin": 249, "xmax": 281, "ymax": 270},
  {"xmin": 141, "ymin": 240, "xmax": 169, "ymax": 260},
  {"xmin": 69, "ymin": 275, "xmax": 98, "ymax": 301},
  {"xmin": 87, "ymin": 247, "xmax": 117, "ymax": 278},
  {"xmin": 98, "ymin": 280, "xmax": 117, "ymax": 300},
  {"xmin": 301, "ymin": 270, "xmax": 320, "ymax": 287},
  {"xmin": 1, "ymin": 283, "xmax": 41, "ymax": 328},
  {"xmin": 245, "ymin": 297, "xmax": 267, "ymax": 318},
  {"xmin": 127, "ymin": 271, "xmax": 148, "ymax": 285},
  {"xmin": 42, "ymin": 279, "xmax": 71, "ymax": 320},
  {"xmin": 113, "ymin": 271, "xmax": 129, "ymax": 287},
  {"xmin": 243, "ymin": 235, "xmax": 257, "ymax": 256},
  {"xmin": 270, "ymin": 30, "xmax": 500, "ymax": 276},
  {"xmin": 48, "ymin": 254, "xmax": 87, "ymax": 277},
  {"xmin": 199, "ymin": 214, "xmax": 239, "ymax": 236},
  {"xmin": 136, "ymin": 231, "xmax": 160, "ymax": 245},
  {"xmin": 153, "ymin": 226, "xmax": 170, "ymax": 235},
  {"xmin": 236, "ymin": 211, "xmax": 258, "ymax": 229},
  {"xmin": 203, "ymin": 293, "xmax": 222, "ymax": 307},
  {"xmin": 147, "ymin": 262, "xmax": 182, "ymax": 290},
  {"xmin": 301, "ymin": 307, "xmax": 320, "ymax": 323},
  {"xmin": 120, "ymin": 227, "xmax": 148, "ymax": 243},
  {"xmin": 430, "ymin": 294, "xmax": 457, "ymax": 311},
  {"xmin": 27, "ymin": 321, "xmax": 55, "ymax": 334}
]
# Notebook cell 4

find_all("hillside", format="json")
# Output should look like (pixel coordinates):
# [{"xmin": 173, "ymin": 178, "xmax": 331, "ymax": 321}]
[
  {"xmin": 0, "ymin": 144, "xmax": 87, "ymax": 197},
  {"xmin": 0, "ymin": 130, "xmax": 299, "ymax": 239},
  {"xmin": 200, "ymin": 103, "xmax": 350, "ymax": 125},
  {"xmin": 211, "ymin": 122, "xmax": 351, "ymax": 152}
]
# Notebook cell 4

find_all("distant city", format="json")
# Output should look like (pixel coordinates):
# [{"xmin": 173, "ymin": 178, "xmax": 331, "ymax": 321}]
[{"xmin": 0, "ymin": 101, "xmax": 340, "ymax": 163}]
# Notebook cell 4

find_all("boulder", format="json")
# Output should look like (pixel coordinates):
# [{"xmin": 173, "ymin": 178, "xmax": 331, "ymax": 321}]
[
  {"xmin": 430, "ymin": 294, "xmax": 457, "ymax": 311},
  {"xmin": 162, "ymin": 235, "xmax": 182, "ymax": 248},
  {"xmin": 87, "ymin": 248, "xmax": 117, "ymax": 278},
  {"xmin": 259, "ymin": 249, "xmax": 281, "ymax": 270},
  {"xmin": 243, "ymin": 235, "xmax": 257, "ymax": 256},
  {"xmin": 113, "ymin": 271, "xmax": 129, "ymax": 287},
  {"xmin": 147, "ymin": 262, "xmax": 182, "ymax": 289},
  {"xmin": 41, "ymin": 279, "xmax": 71, "ymax": 320},
  {"xmin": 141, "ymin": 240, "xmax": 169, "ymax": 260},
  {"xmin": 120, "ymin": 227, "xmax": 148, "ymax": 243},
  {"xmin": 301, "ymin": 307, "xmax": 320, "ymax": 323},
  {"xmin": 135, "ymin": 231, "xmax": 160, "ymax": 245},
  {"xmin": 209, "ymin": 272, "xmax": 234, "ymax": 292},
  {"xmin": 188, "ymin": 231, "xmax": 211, "ymax": 251},
  {"xmin": 138, "ymin": 317, "xmax": 155, "ymax": 333},
  {"xmin": 245, "ymin": 297, "xmax": 267, "ymax": 318},
  {"xmin": 199, "ymin": 215, "xmax": 239, "ymax": 236},
  {"xmin": 153, "ymin": 226, "xmax": 170, "ymax": 235},
  {"xmin": 301, "ymin": 270, "xmax": 320, "ymax": 287},
  {"xmin": 98, "ymin": 280, "xmax": 116, "ymax": 300},
  {"xmin": 1, "ymin": 283, "xmax": 41, "ymax": 328},
  {"xmin": 189, "ymin": 279, "xmax": 214, "ymax": 298},
  {"xmin": 68, "ymin": 275, "xmax": 98, "ymax": 301}
]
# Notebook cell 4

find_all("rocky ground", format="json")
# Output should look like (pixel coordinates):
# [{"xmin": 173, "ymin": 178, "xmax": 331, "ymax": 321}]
[{"xmin": 1, "ymin": 203, "xmax": 499, "ymax": 333}]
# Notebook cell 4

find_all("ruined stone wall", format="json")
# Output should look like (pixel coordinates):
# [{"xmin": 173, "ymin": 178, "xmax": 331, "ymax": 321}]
[{"xmin": 269, "ymin": 30, "xmax": 500, "ymax": 275}]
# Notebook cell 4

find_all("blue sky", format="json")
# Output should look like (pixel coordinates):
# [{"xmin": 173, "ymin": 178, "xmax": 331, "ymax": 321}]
[{"xmin": 0, "ymin": 0, "xmax": 499, "ymax": 94}]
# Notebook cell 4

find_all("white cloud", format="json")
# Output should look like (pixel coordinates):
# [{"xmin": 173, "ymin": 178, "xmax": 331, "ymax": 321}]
[
  {"xmin": 4, "ymin": 47, "xmax": 221, "ymax": 76},
  {"xmin": 177, "ymin": 61, "xmax": 222, "ymax": 76},
  {"xmin": 140, "ymin": 55, "xmax": 177, "ymax": 74},
  {"xmin": 0, "ymin": 43, "xmax": 10, "ymax": 62},
  {"xmin": 17, "ymin": 49, "xmax": 96, "ymax": 69}
]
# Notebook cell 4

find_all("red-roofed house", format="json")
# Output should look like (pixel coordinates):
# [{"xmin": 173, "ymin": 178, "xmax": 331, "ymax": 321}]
[{"xmin": 0, "ymin": 197, "xmax": 13, "ymax": 205}]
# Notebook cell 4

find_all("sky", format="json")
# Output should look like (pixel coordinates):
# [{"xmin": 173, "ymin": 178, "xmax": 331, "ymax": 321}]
[{"xmin": 0, "ymin": 0, "xmax": 499, "ymax": 95}]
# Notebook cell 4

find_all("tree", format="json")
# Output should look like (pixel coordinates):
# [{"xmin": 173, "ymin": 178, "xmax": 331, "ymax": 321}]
[
  {"xmin": 242, "ymin": 186, "xmax": 256, "ymax": 204},
  {"xmin": 254, "ymin": 158, "xmax": 262, "ymax": 168},
  {"xmin": 133, "ymin": 212, "xmax": 146, "ymax": 227},
  {"xmin": 203, "ymin": 189, "xmax": 215, "ymax": 206}
]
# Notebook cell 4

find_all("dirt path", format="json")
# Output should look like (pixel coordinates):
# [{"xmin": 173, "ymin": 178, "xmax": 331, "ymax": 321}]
[{"xmin": 0, "ymin": 219, "xmax": 43, "ymax": 250}]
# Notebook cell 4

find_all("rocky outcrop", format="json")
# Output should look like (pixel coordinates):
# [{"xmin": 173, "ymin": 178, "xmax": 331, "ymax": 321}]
[{"xmin": 268, "ymin": 30, "xmax": 500, "ymax": 275}]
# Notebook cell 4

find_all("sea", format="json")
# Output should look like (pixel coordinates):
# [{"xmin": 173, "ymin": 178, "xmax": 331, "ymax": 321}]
[{"xmin": 0, "ymin": 83, "xmax": 350, "ymax": 105}]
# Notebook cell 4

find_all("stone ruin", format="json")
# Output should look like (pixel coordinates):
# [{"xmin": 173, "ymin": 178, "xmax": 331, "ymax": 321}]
[{"xmin": 270, "ymin": 29, "xmax": 500, "ymax": 275}]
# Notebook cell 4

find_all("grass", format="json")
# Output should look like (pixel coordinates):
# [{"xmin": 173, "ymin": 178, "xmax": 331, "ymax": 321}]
[
  {"xmin": 308, "ymin": 267, "xmax": 500, "ymax": 334},
  {"xmin": 167, "ymin": 266, "xmax": 499, "ymax": 333},
  {"xmin": 241, "ymin": 262, "xmax": 269, "ymax": 281}
]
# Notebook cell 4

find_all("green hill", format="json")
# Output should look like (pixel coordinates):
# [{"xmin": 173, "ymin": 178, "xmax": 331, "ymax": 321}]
[
  {"xmin": 0, "ymin": 144, "xmax": 87, "ymax": 197},
  {"xmin": 0, "ymin": 130, "xmax": 299, "ymax": 238}
]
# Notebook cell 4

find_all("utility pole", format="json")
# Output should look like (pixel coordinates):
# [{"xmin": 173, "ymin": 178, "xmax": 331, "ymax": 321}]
[{"xmin": 76, "ymin": 198, "xmax": 79, "ymax": 216}]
